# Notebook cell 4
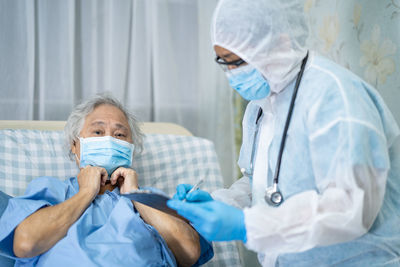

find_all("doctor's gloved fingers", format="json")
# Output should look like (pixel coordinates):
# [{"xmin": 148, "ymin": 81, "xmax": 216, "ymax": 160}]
[
  {"xmin": 167, "ymin": 200, "xmax": 210, "ymax": 222},
  {"xmin": 186, "ymin": 189, "xmax": 213, "ymax": 202},
  {"xmin": 174, "ymin": 184, "xmax": 193, "ymax": 200},
  {"xmin": 166, "ymin": 200, "xmax": 245, "ymax": 242},
  {"xmin": 192, "ymin": 201, "xmax": 246, "ymax": 242}
]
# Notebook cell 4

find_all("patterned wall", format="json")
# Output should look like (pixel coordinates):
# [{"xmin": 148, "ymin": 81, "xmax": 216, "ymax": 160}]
[{"xmin": 305, "ymin": 0, "xmax": 398, "ymax": 95}]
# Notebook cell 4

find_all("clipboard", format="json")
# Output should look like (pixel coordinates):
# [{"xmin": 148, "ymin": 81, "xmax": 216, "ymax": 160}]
[{"xmin": 121, "ymin": 190, "xmax": 188, "ymax": 221}]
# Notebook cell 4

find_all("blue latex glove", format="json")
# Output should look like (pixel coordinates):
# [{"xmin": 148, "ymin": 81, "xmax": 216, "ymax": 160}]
[
  {"xmin": 167, "ymin": 199, "xmax": 247, "ymax": 242},
  {"xmin": 172, "ymin": 184, "xmax": 213, "ymax": 202}
]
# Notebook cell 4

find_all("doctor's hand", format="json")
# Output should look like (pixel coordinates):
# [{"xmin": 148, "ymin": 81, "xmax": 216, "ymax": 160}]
[
  {"xmin": 172, "ymin": 184, "xmax": 213, "ymax": 202},
  {"xmin": 110, "ymin": 167, "xmax": 139, "ymax": 194},
  {"xmin": 167, "ymin": 199, "xmax": 246, "ymax": 242},
  {"xmin": 78, "ymin": 166, "xmax": 108, "ymax": 198}
]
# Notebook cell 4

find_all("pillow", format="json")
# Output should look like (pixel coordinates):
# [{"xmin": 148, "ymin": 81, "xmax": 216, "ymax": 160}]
[{"xmin": 0, "ymin": 129, "xmax": 241, "ymax": 267}]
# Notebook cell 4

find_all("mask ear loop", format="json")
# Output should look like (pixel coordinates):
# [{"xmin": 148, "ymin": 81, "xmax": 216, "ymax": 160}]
[
  {"xmin": 72, "ymin": 139, "xmax": 81, "ymax": 167},
  {"xmin": 74, "ymin": 153, "xmax": 80, "ymax": 164}
]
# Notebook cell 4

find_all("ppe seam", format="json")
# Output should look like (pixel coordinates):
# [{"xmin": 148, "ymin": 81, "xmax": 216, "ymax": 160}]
[
  {"xmin": 309, "ymin": 117, "xmax": 386, "ymax": 142},
  {"xmin": 310, "ymin": 63, "xmax": 352, "ymax": 163},
  {"xmin": 310, "ymin": 64, "xmax": 350, "ymax": 116}
]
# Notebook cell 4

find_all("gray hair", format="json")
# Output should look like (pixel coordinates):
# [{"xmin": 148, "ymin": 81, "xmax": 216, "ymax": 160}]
[{"xmin": 64, "ymin": 93, "xmax": 144, "ymax": 159}]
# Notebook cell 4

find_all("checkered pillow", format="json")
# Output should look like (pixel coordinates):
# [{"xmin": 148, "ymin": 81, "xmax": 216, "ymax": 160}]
[{"xmin": 0, "ymin": 129, "xmax": 241, "ymax": 267}]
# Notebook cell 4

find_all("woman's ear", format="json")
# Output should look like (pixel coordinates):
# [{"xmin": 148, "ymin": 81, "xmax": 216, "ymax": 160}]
[{"xmin": 71, "ymin": 139, "xmax": 77, "ymax": 155}]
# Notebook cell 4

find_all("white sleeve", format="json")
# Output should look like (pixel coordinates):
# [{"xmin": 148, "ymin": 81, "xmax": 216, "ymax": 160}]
[
  {"xmin": 243, "ymin": 119, "xmax": 390, "ymax": 255},
  {"xmin": 212, "ymin": 176, "xmax": 252, "ymax": 209}
]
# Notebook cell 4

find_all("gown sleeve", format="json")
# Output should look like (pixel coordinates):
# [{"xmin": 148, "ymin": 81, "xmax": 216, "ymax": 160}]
[
  {"xmin": 212, "ymin": 176, "xmax": 252, "ymax": 209},
  {"xmin": 0, "ymin": 177, "xmax": 70, "ymax": 259}
]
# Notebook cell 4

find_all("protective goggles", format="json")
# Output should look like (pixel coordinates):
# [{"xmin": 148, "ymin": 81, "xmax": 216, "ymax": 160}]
[{"xmin": 215, "ymin": 56, "xmax": 246, "ymax": 71}]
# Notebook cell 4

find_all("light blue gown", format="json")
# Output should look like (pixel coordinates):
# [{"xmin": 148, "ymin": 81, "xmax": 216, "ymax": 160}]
[
  {"xmin": 0, "ymin": 191, "xmax": 14, "ymax": 267},
  {"xmin": 0, "ymin": 177, "xmax": 213, "ymax": 267}
]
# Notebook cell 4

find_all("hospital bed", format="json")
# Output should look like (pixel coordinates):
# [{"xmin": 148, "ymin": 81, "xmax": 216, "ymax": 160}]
[{"xmin": 0, "ymin": 120, "xmax": 241, "ymax": 267}]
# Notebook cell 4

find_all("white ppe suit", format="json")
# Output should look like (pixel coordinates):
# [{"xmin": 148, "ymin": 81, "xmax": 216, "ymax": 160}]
[{"xmin": 211, "ymin": 0, "xmax": 400, "ymax": 266}]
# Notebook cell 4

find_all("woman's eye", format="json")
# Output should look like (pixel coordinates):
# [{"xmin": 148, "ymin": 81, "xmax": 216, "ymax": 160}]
[
  {"xmin": 115, "ymin": 133, "xmax": 127, "ymax": 138},
  {"xmin": 93, "ymin": 130, "xmax": 103, "ymax": 135}
]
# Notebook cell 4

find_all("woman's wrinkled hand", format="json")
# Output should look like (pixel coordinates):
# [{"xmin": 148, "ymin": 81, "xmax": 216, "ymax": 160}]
[
  {"xmin": 110, "ymin": 167, "xmax": 139, "ymax": 194},
  {"xmin": 77, "ymin": 166, "xmax": 108, "ymax": 199}
]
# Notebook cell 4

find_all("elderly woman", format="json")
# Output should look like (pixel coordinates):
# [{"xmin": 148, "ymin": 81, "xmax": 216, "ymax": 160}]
[{"xmin": 0, "ymin": 95, "xmax": 213, "ymax": 267}]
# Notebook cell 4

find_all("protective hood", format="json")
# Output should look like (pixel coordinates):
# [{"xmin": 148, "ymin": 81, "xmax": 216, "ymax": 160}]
[{"xmin": 211, "ymin": 0, "xmax": 309, "ymax": 93}]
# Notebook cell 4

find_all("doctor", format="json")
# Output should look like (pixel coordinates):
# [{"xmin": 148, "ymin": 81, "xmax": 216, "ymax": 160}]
[{"xmin": 168, "ymin": 0, "xmax": 400, "ymax": 266}]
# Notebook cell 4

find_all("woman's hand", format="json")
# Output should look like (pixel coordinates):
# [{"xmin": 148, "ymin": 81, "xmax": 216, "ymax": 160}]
[
  {"xmin": 77, "ymin": 166, "xmax": 108, "ymax": 199},
  {"xmin": 110, "ymin": 167, "xmax": 139, "ymax": 194}
]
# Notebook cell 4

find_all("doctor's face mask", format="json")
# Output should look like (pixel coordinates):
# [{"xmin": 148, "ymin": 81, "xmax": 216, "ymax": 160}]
[
  {"xmin": 227, "ymin": 64, "xmax": 271, "ymax": 101},
  {"xmin": 214, "ymin": 45, "xmax": 271, "ymax": 101}
]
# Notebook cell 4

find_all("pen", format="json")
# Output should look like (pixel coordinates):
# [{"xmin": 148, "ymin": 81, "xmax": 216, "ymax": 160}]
[{"xmin": 183, "ymin": 179, "xmax": 204, "ymax": 202}]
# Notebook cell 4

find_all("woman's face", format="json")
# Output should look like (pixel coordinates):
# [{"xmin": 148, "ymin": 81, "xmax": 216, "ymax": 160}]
[{"xmin": 71, "ymin": 104, "xmax": 133, "ymax": 164}]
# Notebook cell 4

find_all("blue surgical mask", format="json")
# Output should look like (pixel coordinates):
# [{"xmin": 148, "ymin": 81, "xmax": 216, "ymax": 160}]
[
  {"xmin": 227, "ymin": 65, "xmax": 271, "ymax": 101},
  {"xmin": 78, "ymin": 136, "xmax": 135, "ymax": 176}
]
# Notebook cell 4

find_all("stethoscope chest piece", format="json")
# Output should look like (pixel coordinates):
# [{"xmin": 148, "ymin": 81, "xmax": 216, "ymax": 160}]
[{"xmin": 264, "ymin": 183, "xmax": 283, "ymax": 206}]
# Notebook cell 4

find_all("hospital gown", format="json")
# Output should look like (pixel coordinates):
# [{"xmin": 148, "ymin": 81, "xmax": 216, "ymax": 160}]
[{"xmin": 0, "ymin": 177, "xmax": 213, "ymax": 267}]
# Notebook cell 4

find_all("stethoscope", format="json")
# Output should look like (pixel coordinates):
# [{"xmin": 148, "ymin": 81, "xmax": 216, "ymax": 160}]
[{"xmin": 241, "ymin": 51, "xmax": 309, "ymax": 207}]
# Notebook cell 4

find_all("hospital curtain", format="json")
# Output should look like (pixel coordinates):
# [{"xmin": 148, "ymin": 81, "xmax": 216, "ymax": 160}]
[
  {"xmin": 3, "ymin": 0, "xmax": 398, "ymax": 186},
  {"xmin": 0, "ymin": 0, "xmax": 238, "ymax": 186}
]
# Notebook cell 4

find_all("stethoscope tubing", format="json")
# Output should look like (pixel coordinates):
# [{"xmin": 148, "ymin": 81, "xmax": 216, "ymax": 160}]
[
  {"xmin": 272, "ymin": 51, "xmax": 309, "ymax": 185},
  {"xmin": 249, "ymin": 51, "xmax": 309, "ymax": 206}
]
